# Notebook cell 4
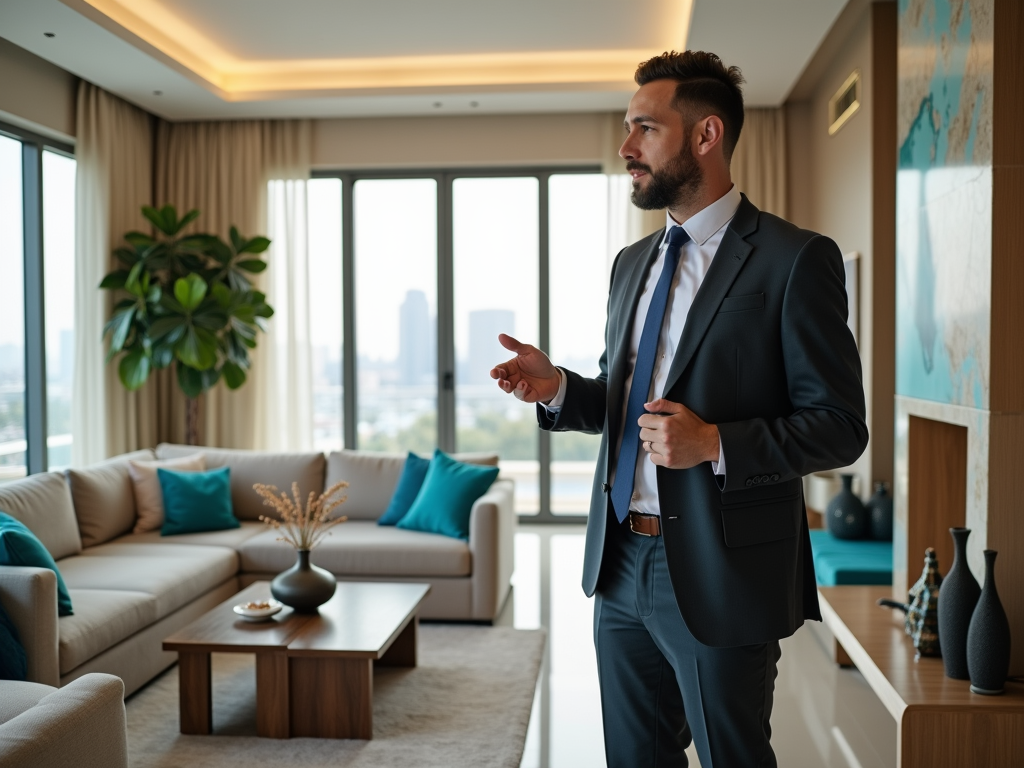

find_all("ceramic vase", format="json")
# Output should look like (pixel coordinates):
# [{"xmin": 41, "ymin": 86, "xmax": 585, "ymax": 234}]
[
  {"xmin": 826, "ymin": 474, "xmax": 866, "ymax": 540},
  {"xmin": 967, "ymin": 550, "xmax": 1011, "ymax": 695},
  {"xmin": 937, "ymin": 527, "xmax": 980, "ymax": 679},
  {"xmin": 271, "ymin": 549, "xmax": 336, "ymax": 613},
  {"xmin": 866, "ymin": 482, "xmax": 893, "ymax": 541}
]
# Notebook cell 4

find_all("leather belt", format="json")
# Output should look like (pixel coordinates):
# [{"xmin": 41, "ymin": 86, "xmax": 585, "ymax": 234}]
[{"xmin": 628, "ymin": 511, "xmax": 661, "ymax": 537}]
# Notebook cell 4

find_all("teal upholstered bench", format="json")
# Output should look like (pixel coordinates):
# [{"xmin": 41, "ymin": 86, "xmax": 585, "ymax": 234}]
[{"xmin": 809, "ymin": 529, "xmax": 892, "ymax": 586}]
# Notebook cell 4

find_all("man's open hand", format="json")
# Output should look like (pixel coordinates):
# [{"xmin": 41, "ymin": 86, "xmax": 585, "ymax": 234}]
[
  {"xmin": 490, "ymin": 334, "xmax": 561, "ymax": 404},
  {"xmin": 638, "ymin": 398, "xmax": 720, "ymax": 469}
]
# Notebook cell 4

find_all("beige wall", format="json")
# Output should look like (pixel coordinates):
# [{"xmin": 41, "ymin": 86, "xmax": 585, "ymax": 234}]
[
  {"xmin": 0, "ymin": 37, "xmax": 77, "ymax": 141},
  {"xmin": 313, "ymin": 112, "xmax": 618, "ymax": 170},
  {"xmin": 786, "ymin": 1, "xmax": 893, "ymax": 499}
]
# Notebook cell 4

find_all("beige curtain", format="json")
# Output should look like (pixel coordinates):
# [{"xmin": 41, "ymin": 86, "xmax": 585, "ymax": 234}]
[
  {"xmin": 154, "ymin": 119, "xmax": 311, "ymax": 449},
  {"xmin": 731, "ymin": 107, "xmax": 787, "ymax": 217},
  {"xmin": 72, "ymin": 82, "xmax": 156, "ymax": 466}
]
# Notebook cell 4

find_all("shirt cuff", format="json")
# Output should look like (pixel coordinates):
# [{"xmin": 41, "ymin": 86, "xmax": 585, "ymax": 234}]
[
  {"xmin": 710, "ymin": 435, "xmax": 726, "ymax": 477},
  {"xmin": 540, "ymin": 368, "xmax": 568, "ymax": 412}
]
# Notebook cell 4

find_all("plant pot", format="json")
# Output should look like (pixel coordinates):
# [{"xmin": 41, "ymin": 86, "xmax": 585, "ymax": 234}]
[
  {"xmin": 937, "ymin": 527, "xmax": 981, "ymax": 679},
  {"xmin": 826, "ymin": 474, "xmax": 866, "ymax": 540},
  {"xmin": 866, "ymin": 481, "xmax": 893, "ymax": 541},
  {"xmin": 271, "ymin": 549, "xmax": 336, "ymax": 614},
  {"xmin": 967, "ymin": 550, "xmax": 1011, "ymax": 695}
]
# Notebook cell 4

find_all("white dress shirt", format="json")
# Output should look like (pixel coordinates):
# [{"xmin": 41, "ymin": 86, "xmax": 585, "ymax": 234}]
[{"xmin": 545, "ymin": 184, "xmax": 742, "ymax": 517}]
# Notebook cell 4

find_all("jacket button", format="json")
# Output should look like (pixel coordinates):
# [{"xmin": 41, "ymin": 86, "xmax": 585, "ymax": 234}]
[
  {"xmin": 761, "ymin": 475, "xmax": 770, "ymax": 484},
  {"xmin": 745, "ymin": 478, "xmax": 753, "ymax": 487},
  {"xmin": 602, "ymin": 483, "xmax": 610, "ymax": 493},
  {"xmin": 752, "ymin": 476, "xmax": 760, "ymax": 485},
  {"xmin": 770, "ymin": 474, "xmax": 779, "ymax": 482}
]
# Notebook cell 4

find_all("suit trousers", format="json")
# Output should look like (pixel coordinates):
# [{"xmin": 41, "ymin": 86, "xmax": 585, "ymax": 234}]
[{"xmin": 594, "ymin": 513, "xmax": 781, "ymax": 768}]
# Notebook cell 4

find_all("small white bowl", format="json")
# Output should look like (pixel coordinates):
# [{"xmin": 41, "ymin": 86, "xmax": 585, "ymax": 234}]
[{"xmin": 233, "ymin": 599, "xmax": 283, "ymax": 622}]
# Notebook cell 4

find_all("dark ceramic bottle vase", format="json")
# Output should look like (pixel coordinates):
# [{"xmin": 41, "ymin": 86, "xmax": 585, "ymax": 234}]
[
  {"xmin": 826, "ymin": 474, "xmax": 866, "ymax": 540},
  {"xmin": 866, "ymin": 482, "xmax": 893, "ymax": 541},
  {"xmin": 937, "ymin": 527, "xmax": 981, "ymax": 679},
  {"xmin": 967, "ymin": 550, "xmax": 1011, "ymax": 695},
  {"xmin": 271, "ymin": 549, "xmax": 336, "ymax": 613}
]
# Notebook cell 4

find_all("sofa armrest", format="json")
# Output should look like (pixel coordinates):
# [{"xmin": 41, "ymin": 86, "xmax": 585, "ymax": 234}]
[
  {"xmin": 0, "ymin": 673, "xmax": 127, "ymax": 768},
  {"xmin": 0, "ymin": 566, "xmax": 60, "ymax": 686},
  {"xmin": 468, "ymin": 479, "xmax": 516, "ymax": 620}
]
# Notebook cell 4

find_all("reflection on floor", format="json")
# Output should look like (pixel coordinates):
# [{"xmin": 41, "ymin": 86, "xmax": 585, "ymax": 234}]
[{"xmin": 502, "ymin": 525, "xmax": 897, "ymax": 768}]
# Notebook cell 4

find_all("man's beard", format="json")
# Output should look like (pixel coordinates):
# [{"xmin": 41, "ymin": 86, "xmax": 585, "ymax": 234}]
[{"xmin": 628, "ymin": 145, "xmax": 703, "ymax": 211}]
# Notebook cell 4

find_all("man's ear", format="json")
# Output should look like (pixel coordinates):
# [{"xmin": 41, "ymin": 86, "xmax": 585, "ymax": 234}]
[{"xmin": 695, "ymin": 115, "xmax": 725, "ymax": 156}]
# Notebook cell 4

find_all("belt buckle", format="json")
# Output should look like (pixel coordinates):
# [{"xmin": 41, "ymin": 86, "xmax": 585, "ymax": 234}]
[{"xmin": 629, "ymin": 513, "xmax": 652, "ymax": 537}]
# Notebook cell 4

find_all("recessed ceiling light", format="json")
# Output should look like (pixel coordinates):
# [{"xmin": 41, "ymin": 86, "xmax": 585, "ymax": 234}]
[
  {"xmin": 470, "ymin": 101, "xmax": 479, "ymax": 108},
  {"xmin": 433, "ymin": 102, "xmax": 442, "ymax": 108},
  {"xmin": 153, "ymin": 90, "xmax": 163, "ymax": 96},
  {"xmin": 44, "ymin": 32, "xmax": 55, "ymax": 38}
]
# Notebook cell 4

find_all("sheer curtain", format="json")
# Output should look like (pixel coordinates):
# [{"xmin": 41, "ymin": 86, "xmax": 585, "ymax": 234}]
[
  {"xmin": 72, "ymin": 82, "xmax": 156, "ymax": 466},
  {"xmin": 263, "ymin": 179, "xmax": 314, "ymax": 451},
  {"xmin": 154, "ymin": 119, "xmax": 311, "ymax": 449},
  {"xmin": 731, "ymin": 107, "xmax": 787, "ymax": 217}
]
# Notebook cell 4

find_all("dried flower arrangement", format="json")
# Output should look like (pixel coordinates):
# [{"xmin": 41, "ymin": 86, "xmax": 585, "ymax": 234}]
[{"xmin": 253, "ymin": 481, "xmax": 349, "ymax": 551}]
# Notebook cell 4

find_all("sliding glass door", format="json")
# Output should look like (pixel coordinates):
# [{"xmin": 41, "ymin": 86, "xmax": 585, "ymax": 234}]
[
  {"xmin": 0, "ymin": 135, "xmax": 25, "ymax": 481},
  {"xmin": 309, "ymin": 166, "xmax": 625, "ymax": 520}
]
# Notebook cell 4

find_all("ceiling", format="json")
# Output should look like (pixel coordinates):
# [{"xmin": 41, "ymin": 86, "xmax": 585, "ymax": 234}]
[{"xmin": 0, "ymin": 0, "xmax": 848, "ymax": 121}]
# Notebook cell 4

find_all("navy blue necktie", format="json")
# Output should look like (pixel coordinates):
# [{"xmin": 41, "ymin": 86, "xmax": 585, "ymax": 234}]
[{"xmin": 610, "ymin": 226, "xmax": 690, "ymax": 523}]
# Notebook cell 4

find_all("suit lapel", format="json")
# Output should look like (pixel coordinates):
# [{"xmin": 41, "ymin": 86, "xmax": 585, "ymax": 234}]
[
  {"xmin": 662, "ymin": 197, "xmax": 759, "ymax": 395},
  {"xmin": 607, "ymin": 232, "xmax": 663, "ymax": 448}
]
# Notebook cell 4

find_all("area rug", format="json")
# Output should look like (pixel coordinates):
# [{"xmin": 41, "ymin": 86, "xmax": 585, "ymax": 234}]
[{"xmin": 126, "ymin": 625, "xmax": 545, "ymax": 768}]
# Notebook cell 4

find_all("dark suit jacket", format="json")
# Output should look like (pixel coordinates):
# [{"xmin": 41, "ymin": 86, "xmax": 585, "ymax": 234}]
[{"xmin": 538, "ymin": 195, "xmax": 868, "ymax": 648}]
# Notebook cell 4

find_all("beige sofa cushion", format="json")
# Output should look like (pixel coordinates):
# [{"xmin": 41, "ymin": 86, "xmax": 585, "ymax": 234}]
[
  {"xmin": 127, "ymin": 453, "xmax": 206, "ymax": 533},
  {"xmin": 155, "ymin": 444, "xmax": 325, "ymax": 522},
  {"xmin": 0, "ymin": 681, "xmax": 55, "ymax": 725},
  {"xmin": 324, "ymin": 450, "xmax": 500, "ymax": 521},
  {"xmin": 0, "ymin": 472, "xmax": 81, "ymax": 560},
  {"xmin": 58, "ymin": 543, "xmax": 237, "ymax": 619},
  {"xmin": 114, "ymin": 521, "xmax": 265, "ymax": 549},
  {"xmin": 57, "ymin": 590, "xmax": 157, "ymax": 675},
  {"xmin": 239, "ymin": 522, "xmax": 471, "ymax": 577},
  {"xmin": 66, "ymin": 450, "xmax": 156, "ymax": 548}
]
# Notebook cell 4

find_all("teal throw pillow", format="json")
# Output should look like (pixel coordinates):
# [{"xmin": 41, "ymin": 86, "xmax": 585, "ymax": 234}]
[
  {"xmin": 0, "ymin": 511, "xmax": 73, "ymax": 616},
  {"xmin": 396, "ymin": 450, "xmax": 499, "ymax": 540},
  {"xmin": 158, "ymin": 466, "xmax": 239, "ymax": 536},
  {"xmin": 0, "ymin": 598, "xmax": 27, "ymax": 680},
  {"xmin": 378, "ymin": 452, "xmax": 431, "ymax": 526}
]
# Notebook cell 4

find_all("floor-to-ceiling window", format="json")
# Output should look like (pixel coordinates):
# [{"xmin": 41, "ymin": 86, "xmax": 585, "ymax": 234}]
[
  {"xmin": 307, "ymin": 167, "xmax": 629, "ymax": 520},
  {"xmin": 0, "ymin": 124, "xmax": 76, "ymax": 481}
]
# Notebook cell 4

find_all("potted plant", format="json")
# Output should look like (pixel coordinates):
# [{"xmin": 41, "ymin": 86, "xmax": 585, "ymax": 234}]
[{"xmin": 100, "ymin": 205, "xmax": 274, "ymax": 444}]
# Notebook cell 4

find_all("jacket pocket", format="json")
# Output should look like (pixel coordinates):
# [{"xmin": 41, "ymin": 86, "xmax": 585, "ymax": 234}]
[
  {"xmin": 718, "ymin": 292, "xmax": 764, "ymax": 313},
  {"xmin": 720, "ymin": 490, "xmax": 801, "ymax": 547}
]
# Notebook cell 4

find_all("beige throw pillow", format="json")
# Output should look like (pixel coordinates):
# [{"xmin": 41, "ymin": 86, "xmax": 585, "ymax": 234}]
[{"xmin": 128, "ymin": 453, "xmax": 206, "ymax": 533}]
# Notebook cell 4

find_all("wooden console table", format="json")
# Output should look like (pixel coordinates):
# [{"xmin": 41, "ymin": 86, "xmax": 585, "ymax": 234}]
[{"xmin": 818, "ymin": 586, "xmax": 1024, "ymax": 767}]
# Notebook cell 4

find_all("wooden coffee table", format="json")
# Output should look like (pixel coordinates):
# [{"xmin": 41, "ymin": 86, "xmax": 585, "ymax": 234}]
[{"xmin": 163, "ymin": 580, "xmax": 430, "ymax": 739}]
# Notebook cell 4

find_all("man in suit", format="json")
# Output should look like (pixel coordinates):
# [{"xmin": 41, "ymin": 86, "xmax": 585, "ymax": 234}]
[{"xmin": 491, "ymin": 51, "xmax": 867, "ymax": 766}]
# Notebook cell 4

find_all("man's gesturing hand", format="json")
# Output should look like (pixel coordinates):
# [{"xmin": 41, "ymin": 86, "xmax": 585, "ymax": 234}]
[
  {"xmin": 490, "ymin": 333, "xmax": 561, "ymax": 404},
  {"xmin": 638, "ymin": 398, "xmax": 720, "ymax": 469}
]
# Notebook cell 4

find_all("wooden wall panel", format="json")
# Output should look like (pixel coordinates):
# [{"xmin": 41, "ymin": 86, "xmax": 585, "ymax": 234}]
[{"xmin": 907, "ymin": 416, "xmax": 967, "ymax": 579}]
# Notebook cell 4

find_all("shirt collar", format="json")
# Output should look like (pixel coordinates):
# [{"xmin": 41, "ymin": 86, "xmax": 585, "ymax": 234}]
[{"xmin": 664, "ymin": 184, "xmax": 743, "ymax": 246}]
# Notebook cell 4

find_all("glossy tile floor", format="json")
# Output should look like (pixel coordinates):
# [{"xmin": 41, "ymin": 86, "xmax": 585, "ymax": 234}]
[{"xmin": 501, "ymin": 525, "xmax": 897, "ymax": 768}]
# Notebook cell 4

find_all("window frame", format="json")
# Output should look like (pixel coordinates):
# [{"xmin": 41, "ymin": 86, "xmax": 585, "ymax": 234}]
[
  {"xmin": 313, "ymin": 165, "xmax": 601, "ymax": 523},
  {"xmin": 0, "ymin": 120, "xmax": 74, "ymax": 476}
]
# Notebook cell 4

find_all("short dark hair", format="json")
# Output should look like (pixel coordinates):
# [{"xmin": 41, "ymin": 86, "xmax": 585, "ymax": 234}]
[{"xmin": 635, "ymin": 51, "xmax": 745, "ymax": 160}]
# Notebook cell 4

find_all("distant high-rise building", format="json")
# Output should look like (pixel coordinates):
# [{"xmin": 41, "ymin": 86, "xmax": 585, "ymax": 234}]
[
  {"xmin": 468, "ymin": 309, "xmax": 514, "ymax": 386},
  {"xmin": 398, "ymin": 290, "xmax": 433, "ymax": 385}
]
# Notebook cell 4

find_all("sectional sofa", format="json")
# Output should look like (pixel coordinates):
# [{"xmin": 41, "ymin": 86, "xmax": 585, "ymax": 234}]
[{"xmin": 0, "ymin": 444, "xmax": 515, "ymax": 696}]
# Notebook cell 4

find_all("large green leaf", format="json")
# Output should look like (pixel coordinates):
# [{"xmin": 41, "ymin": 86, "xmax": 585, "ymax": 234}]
[
  {"xmin": 239, "ymin": 236, "xmax": 271, "ymax": 254},
  {"xmin": 99, "ymin": 270, "xmax": 130, "ymax": 290},
  {"xmin": 105, "ymin": 306, "xmax": 136, "ymax": 353},
  {"xmin": 174, "ymin": 209, "xmax": 200, "ymax": 234},
  {"xmin": 221, "ymin": 361, "xmax": 246, "ymax": 389},
  {"xmin": 174, "ymin": 274, "xmax": 208, "ymax": 311},
  {"xmin": 148, "ymin": 316, "xmax": 186, "ymax": 341},
  {"xmin": 229, "ymin": 226, "xmax": 244, "ymax": 253},
  {"xmin": 236, "ymin": 259, "xmax": 267, "ymax": 274},
  {"xmin": 176, "ymin": 326, "xmax": 218, "ymax": 370},
  {"xmin": 118, "ymin": 348, "xmax": 151, "ymax": 391},
  {"xmin": 176, "ymin": 363, "xmax": 204, "ymax": 399},
  {"xmin": 124, "ymin": 231, "xmax": 155, "ymax": 248}
]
